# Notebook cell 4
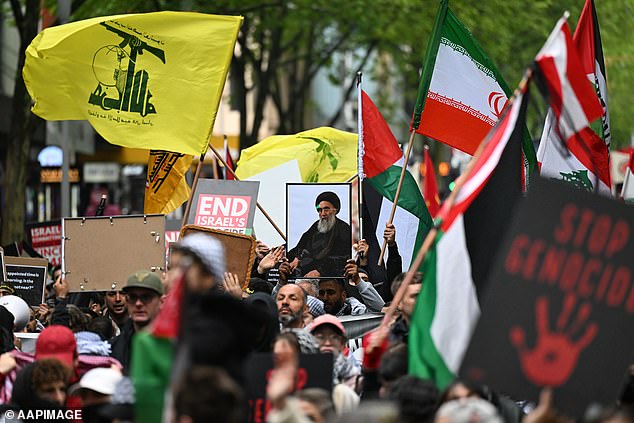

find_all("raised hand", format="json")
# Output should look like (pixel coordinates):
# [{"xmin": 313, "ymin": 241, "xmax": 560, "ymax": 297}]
[
  {"xmin": 384, "ymin": 223, "xmax": 396, "ymax": 247},
  {"xmin": 344, "ymin": 259, "xmax": 360, "ymax": 285},
  {"xmin": 257, "ymin": 246, "xmax": 285, "ymax": 274},
  {"xmin": 223, "ymin": 272, "xmax": 243, "ymax": 299},
  {"xmin": 510, "ymin": 294, "xmax": 598, "ymax": 387}
]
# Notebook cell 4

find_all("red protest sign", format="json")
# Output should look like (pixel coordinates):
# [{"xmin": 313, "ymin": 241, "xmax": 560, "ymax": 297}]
[
  {"xmin": 27, "ymin": 221, "xmax": 62, "ymax": 266},
  {"xmin": 194, "ymin": 194, "xmax": 251, "ymax": 232}
]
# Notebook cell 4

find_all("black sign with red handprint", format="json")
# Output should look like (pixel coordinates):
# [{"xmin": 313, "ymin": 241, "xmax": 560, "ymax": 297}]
[{"xmin": 460, "ymin": 177, "xmax": 634, "ymax": 416}]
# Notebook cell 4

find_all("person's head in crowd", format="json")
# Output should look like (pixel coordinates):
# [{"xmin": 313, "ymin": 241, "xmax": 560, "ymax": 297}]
[
  {"xmin": 69, "ymin": 367, "xmax": 123, "ymax": 423},
  {"xmin": 88, "ymin": 292, "xmax": 105, "ymax": 317},
  {"xmin": 172, "ymin": 233, "xmax": 226, "ymax": 293},
  {"xmin": 593, "ymin": 406, "xmax": 634, "ymax": 423},
  {"xmin": 315, "ymin": 191, "xmax": 341, "ymax": 234},
  {"xmin": 296, "ymin": 388, "xmax": 335, "ymax": 423},
  {"xmin": 386, "ymin": 375, "xmax": 438, "ymax": 423},
  {"xmin": 173, "ymin": 366, "xmax": 243, "ymax": 423},
  {"xmin": 318, "ymin": 278, "xmax": 346, "ymax": 315},
  {"xmin": 439, "ymin": 379, "xmax": 490, "ymax": 405},
  {"xmin": 36, "ymin": 325, "xmax": 78, "ymax": 375},
  {"xmin": 31, "ymin": 358, "xmax": 69, "ymax": 406},
  {"xmin": 391, "ymin": 272, "xmax": 423, "ymax": 322},
  {"xmin": 305, "ymin": 295, "xmax": 325, "ymax": 326},
  {"xmin": 310, "ymin": 314, "xmax": 346, "ymax": 356},
  {"xmin": 0, "ymin": 305, "xmax": 15, "ymax": 353},
  {"xmin": 0, "ymin": 284, "xmax": 15, "ymax": 297},
  {"xmin": 243, "ymin": 292, "xmax": 279, "ymax": 353},
  {"xmin": 276, "ymin": 284, "xmax": 308, "ymax": 329},
  {"xmin": 297, "ymin": 278, "xmax": 319, "ymax": 297},
  {"xmin": 435, "ymin": 397, "xmax": 503, "ymax": 423},
  {"xmin": 99, "ymin": 376, "xmax": 135, "ymax": 422},
  {"xmin": 65, "ymin": 304, "xmax": 90, "ymax": 333},
  {"xmin": 121, "ymin": 270, "xmax": 164, "ymax": 332},
  {"xmin": 304, "ymin": 269, "xmax": 321, "ymax": 278},
  {"xmin": 378, "ymin": 343, "xmax": 408, "ymax": 398},
  {"xmin": 105, "ymin": 289, "xmax": 128, "ymax": 326},
  {"xmin": 86, "ymin": 316, "xmax": 115, "ymax": 341},
  {"xmin": 331, "ymin": 400, "xmax": 399, "ymax": 423},
  {"xmin": 272, "ymin": 331, "xmax": 301, "ymax": 358},
  {"xmin": 245, "ymin": 277, "xmax": 274, "ymax": 296}
]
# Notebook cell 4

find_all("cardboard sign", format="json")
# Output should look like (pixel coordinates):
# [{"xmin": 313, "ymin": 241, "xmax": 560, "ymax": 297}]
[
  {"xmin": 26, "ymin": 220, "xmax": 62, "ymax": 266},
  {"xmin": 3, "ymin": 257, "xmax": 48, "ymax": 306},
  {"xmin": 180, "ymin": 225, "xmax": 256, "ymax": 288},
  {"xmin": 62, "ymin": 215, "xmax": 165, "ymax": 292},
  {"xmin": 187, "ymin": 179, "xmax": 259, "ymax": 235},
  {"xmin": 460, "ymin": 178, "xmax": 634, "ymax": 416},
  {"xmin": 244, "ymin": 353, "xmax": 333, "ymax": 423}
]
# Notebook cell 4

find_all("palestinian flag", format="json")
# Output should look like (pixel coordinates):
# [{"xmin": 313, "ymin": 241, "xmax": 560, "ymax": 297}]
[
  {"xmin": 409, "ymin": 86, "xmax": 530, "ymax": 389},
  {"xmin": 131, "ymin": 275, "xmax": 184, "ymax": 423},
  {"xmin": 360, "ymin": 90, "xmax": 433, "ymax": 269},
  {"xmin": 410, "ymin": 0, "xmax": 536, "ymax": 182},
  {"xmin": 536, "ymin": 15, "xmax": 609, "ymax": 195}
]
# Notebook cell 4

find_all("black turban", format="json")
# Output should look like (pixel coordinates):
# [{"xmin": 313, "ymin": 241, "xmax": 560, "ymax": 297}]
[{"xmin": 315, "ymin": 191, "xmax": 341, "ymax": 210}]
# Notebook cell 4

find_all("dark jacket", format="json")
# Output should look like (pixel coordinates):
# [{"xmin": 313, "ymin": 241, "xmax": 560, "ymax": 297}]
[{"xmin": 110, "ymin": 319, "xmax": 135, "ymax": 372}]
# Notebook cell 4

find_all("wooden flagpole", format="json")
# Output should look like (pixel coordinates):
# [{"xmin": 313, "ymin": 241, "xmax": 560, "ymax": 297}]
[
  {"xmin": 377, "ymin": 130, "xmax": 417, "ymax": 266},
  {"xmin": 181, "ymin": 153, "xmax": 205, "ymax": 228},
  {"xmin": 207, "ymin": 143, "xmax": 287, "ymax": 241}
]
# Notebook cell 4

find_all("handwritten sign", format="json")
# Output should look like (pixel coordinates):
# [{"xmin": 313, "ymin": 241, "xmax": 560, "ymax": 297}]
[
  {"xmin": 187, "ymin": 179, "xmax": 259, "ymax": 235},
  {"xmin": 460, "ymin": 178, "xmax": 634, "ymax": 416},
  {"xmin": 4, "ymin": 257, "xmax": 48, "ymax": 306}
]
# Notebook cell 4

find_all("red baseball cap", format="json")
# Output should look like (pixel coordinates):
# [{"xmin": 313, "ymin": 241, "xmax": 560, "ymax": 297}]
[
  {"xmin": 310, "ymin": 314, "xmax": 346, "ymax": 337},
  {"xmin": 35, "ymin": 325, "xmax": 77, "ymax": 368}
]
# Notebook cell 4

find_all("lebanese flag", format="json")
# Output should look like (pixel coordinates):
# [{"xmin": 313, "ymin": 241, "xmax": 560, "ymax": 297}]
[
  {"xmin": 574, "ymin": 0, "xmax": 610, "ymax": 147},
  {"xmin": 409, "ymin": 87, "xmax": 529, "ymax": 388},
  {"xmin": 361, "ymin": 90, "xmax": 432, "ymax": 268},
  {"xmin": 536, "ymin": 16, "xmax": 610, "ymax": 194},
  {"xmin": 423, "ymin": 148, "xmax": 440, "ymax": 218},
  {"xmin": 621, "ymin": 152, "xmax": 634, "ymax": 203}
]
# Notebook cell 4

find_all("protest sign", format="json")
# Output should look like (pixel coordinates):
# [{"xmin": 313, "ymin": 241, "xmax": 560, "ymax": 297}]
[
  {"xmin": 180, "ymin": 225, "xmax": 255, "ymax": 288},
  {"xmin": 26, "ymin": 220, "xmax": 62, "ymax": 266},
  {"xmin": 286, "ymin": 183, "xmax": 352, "ymax": 277},
  {"xmin": 244, "ymin": 353, "xmax": 333, "ymax": 423},
  {"xmin": 460, "ymin": 178, "xmax": 634, "ymax": 416},
  {"xmin": 186, "ymin": 179, "xmax": 259, "ymax": 235},
  {"xmin": 0, "ymin": 247, "xmax": 5, "ymax": 282},
  {"xmin": 63, "ymin": 214, "xmax": 165, "ymax": 292},
  {"xmin": 3, "ymin": 257, "xmax": 48, "ymax": 306}
]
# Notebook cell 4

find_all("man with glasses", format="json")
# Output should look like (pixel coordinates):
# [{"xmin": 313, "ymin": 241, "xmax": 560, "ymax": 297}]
[
  {"xmin": 288, "ymin": 191, "xmax": 351, "ymax": 277},
  {"xmin": 111, "ymin": 270, "xmax": 164, "ymax": 371}
]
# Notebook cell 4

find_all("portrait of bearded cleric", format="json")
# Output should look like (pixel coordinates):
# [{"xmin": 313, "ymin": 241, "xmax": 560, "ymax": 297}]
[{"xmin": 286, "ymin": 185, "xmax": 352, "ymax": 277}]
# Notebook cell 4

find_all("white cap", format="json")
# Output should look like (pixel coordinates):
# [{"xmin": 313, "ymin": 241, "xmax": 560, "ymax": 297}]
[{"xmin": 69, "ymin": 367, "xmax": 123, "ymax": 396}]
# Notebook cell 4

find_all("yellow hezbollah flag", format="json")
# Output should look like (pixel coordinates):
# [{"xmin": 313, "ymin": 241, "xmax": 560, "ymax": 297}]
[
  {"xmin": 23, "ymin": 12, "xmax": 242, "ymax": 156},
  {"xmin": 236, "ymin": 127, "xmax": 357, "ymax": 182},
  {"xmin": 144, "ymin": 151, "xmax": 192, "ymax": 215}
]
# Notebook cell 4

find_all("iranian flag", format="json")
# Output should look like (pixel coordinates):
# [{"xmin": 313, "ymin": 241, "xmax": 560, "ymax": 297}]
[
  {"xmin": 536, "ymin": 13, "xmax": 610, "ymax": 194},
  {"xmin": 360, "ymin": 90, "xmax": 433, "ymax": 269},
  {"xmin": 423, "ymin": 147, "xmax": 441, "ymax": 218},
  {"xmin": 409, "ymin": 86, "xmax": 529, "ymax": 388},
  {"xmin": 411, "ymin": 0, "xmax": 536, "ymax": 182}
]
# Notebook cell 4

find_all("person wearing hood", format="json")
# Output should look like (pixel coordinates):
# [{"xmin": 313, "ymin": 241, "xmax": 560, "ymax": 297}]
[
  {"xmin": 243, "ymin": 293, "xmax": 279, "ymax": 353},
  {"xmin": 171, "ymin": 233, "xmax": 226, "ymax": 294}
]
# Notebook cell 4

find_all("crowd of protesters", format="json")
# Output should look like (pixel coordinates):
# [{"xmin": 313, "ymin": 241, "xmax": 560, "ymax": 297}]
[{"xmin": 0, "ymin": 210, "xmax": 632, "ymax": 423}]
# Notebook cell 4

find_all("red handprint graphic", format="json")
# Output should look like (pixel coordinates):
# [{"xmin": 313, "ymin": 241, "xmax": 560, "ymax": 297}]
[{"xmin": 510, "ymin": 294, "xmax": 598, "ymax": 387}]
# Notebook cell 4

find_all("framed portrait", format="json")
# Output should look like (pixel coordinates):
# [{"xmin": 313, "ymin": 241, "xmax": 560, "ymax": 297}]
[{"xmin": 286, "ymin": 183, "xmax": 352, "ymax": 277}]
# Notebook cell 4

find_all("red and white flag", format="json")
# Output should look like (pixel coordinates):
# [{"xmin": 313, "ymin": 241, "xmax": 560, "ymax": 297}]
[
  {"xmin": 423, "ymin": 147, "xmax": 440, "ymax": 218},
  {"xmin": 536, "ymin": 15, "xmax": 610, "ymax": 194}
]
